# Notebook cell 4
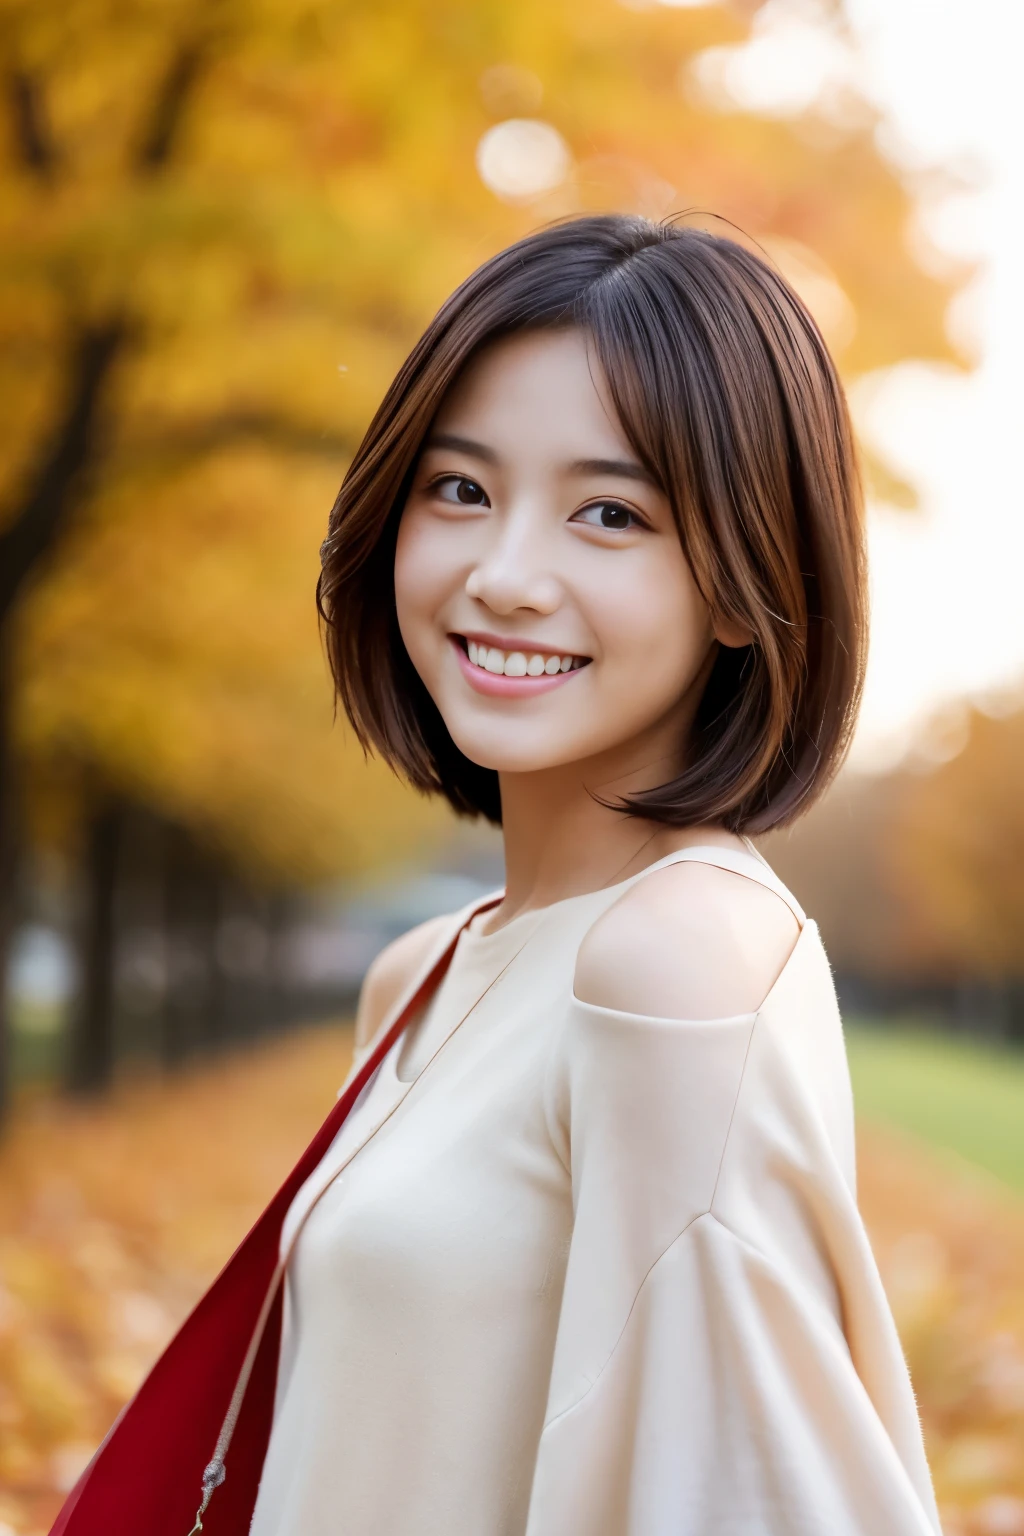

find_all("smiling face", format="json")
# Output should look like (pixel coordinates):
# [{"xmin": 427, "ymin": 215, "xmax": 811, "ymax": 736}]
[{"xmin": 394, "ymin": 328, "xmax": 726, "ymax": 790}]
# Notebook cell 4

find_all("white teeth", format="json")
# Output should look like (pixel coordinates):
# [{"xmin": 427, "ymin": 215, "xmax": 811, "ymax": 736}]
[{"xmin": 464, "ymin": 640, "xmax": 583, "ymax": 677}]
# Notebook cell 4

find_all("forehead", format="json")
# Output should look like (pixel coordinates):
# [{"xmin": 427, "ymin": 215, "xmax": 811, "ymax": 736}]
[{"xmin": 430, "ymin": 329, "xmax": 632, "ymax": 460}]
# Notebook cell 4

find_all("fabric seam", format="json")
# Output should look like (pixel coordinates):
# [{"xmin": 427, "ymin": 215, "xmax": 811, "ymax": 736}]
[
  {"xmin": 709, "ymin": 1011, "xmax": 760, "ymax": 1213},
  {"xmin": 540, "ymin": 1002, "xmax": 573, "ymax": 1177},
  {"xmin": 539, "ymin": 1210, "xmax": 846, "ymax": 1438},
  {"xmin": 541, "ymin": 1013, "xmax": 759, "ymax": 1433},
  {"xmin": 539, "ymin": 1210, "xmax": 713, "ymax": 1433}
]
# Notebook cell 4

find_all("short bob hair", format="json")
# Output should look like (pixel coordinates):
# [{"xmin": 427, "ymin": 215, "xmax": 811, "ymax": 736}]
[{"xmin": 318, "ymin": 215, "xmax": 866, "ymax": 833}]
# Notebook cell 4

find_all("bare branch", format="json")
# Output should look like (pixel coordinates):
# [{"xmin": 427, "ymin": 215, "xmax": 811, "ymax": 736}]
[
  {"xmin": 119, "ymin": 411, "xmax": 356, "ymax": 466},
  {"xmin": 135, "ymin": 40, "xmax": 205, "ymax": 172},
  {"xmin": 0, "ymin": 318, "xmax": 127, "ymax": 625},
  {"xmin": 5, "ymin": 66, "xmax": 58, "ymax": 180}
]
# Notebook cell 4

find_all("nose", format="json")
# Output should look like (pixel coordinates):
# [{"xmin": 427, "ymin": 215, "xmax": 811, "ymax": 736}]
[{"xmin": 464, "ymin": 515, "xmax": 562, "ymax": 617}]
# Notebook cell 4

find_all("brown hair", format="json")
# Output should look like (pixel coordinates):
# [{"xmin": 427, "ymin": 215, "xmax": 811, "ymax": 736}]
[{"xmin": 318, "ymin": 215, "xmax": 866, "ymax": 832}]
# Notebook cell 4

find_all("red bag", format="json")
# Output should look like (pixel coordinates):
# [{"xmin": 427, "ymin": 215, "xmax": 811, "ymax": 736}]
[{"xmin": 50, "ymin": 926, "xmax": 467, "ymax": 1536}]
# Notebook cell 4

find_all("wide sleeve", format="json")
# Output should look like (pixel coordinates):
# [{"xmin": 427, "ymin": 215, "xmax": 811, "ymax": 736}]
[{"xmin": 528, "ymin": 927, "xmax": 941, "ymax": 1536}]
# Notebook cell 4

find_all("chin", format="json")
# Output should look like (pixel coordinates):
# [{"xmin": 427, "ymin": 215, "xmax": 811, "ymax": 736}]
[
  {"xmin": 444, "ymin": 718, "xmax": 606, "ymax": 777},
  {"xmin": 450, "ymin": 739, "xmax": 570, "ymax": 776}
]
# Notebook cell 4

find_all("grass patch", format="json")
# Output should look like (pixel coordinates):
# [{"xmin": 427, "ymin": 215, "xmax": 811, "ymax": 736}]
[{"xmin": 846, "ymin": 1021, "xmax": 1024, "ymax": 1194}]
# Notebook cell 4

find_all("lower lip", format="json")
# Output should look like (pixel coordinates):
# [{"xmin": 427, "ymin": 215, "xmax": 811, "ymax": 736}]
[{"xmin": 451, "ymin": 639, "xmax": 587, "ymax": 698}]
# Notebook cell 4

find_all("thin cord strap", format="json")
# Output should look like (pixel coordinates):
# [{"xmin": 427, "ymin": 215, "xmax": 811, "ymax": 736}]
[{"xmin": 184, "ymin": 1257, "xmax": 284, "ymax": 1530}]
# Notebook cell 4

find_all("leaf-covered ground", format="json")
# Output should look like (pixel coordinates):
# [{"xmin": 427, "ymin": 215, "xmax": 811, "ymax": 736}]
[{"xmin": 1, "ymin": 1026, "xmax": 1022, "ymax": 1536}]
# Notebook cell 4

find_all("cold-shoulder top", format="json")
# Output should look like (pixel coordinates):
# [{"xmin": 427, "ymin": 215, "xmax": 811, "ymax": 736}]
[{"xmin": 248, "ymin": 845, "xmax": 940, "ymax": 1536}]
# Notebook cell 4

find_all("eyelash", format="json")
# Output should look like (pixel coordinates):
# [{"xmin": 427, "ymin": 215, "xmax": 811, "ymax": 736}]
[
  {"xmin": 430, "ymin": 474, "xmax": 491, "ymax": 507},
  {"xmin": 426, "ymin": 475, "xmax": 648, "ymax": 532},
  {"xmin": 571, "ymin": 500, "xmax": 647, "ymax": 532}
]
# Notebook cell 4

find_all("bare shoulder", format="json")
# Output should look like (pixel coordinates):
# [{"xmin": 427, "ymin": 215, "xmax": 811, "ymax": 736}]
[
  {"xmin": 354, "ymin": 913, "xmax": 454, "ymax": 1052},
  {"xmin": 574, "ymin": 858, "xmax": 801, "ymax": 1021}
]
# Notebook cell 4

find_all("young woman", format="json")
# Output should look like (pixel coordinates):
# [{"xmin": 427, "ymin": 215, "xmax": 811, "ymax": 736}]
[
  {"xmin": 253, "ymin": 214, "xmax": 939, "ymax": 1534},
  {"xmin": 52, "ymin": 216, "xmax": 940, "ymax": 1536}
]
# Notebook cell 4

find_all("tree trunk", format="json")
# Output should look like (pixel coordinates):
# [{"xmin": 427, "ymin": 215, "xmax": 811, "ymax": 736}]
[
  {"xmin": 203, "ymin": 868, "xmax": 228, "ymax": 1053},
  {"xmin": 67, "ymin": 800, "xmax": 123, "ymax": 1094},
  {"xmin": 0, "ymin": 636, "xmax": 19, "ymax": 1123},
  {"xmin": 161, "ymin": 822, "xmax": 218, "ymax": 1070},
  {"xmin": 0, "ymin": 319, "xmax": 126, "ymax": 625},
  {"xmin": 0, "ymin": 319, "xmax": 126, "ymax": 1115}
]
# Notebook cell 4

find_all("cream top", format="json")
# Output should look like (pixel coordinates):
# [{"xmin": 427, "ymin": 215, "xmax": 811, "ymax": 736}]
[{"xmin": 249, "ymin": 846, "xmax": 940, "ymax": 1536}]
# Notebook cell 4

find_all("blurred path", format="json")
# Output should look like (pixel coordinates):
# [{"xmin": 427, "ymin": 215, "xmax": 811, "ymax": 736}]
[
  {"xmin": 0, "ymin": 1029, "xmax": 1022, "ymax": 1536},
  {"xmin": 858, "ymin": 1124, "xmax": 1024, "ymax": 1534}
]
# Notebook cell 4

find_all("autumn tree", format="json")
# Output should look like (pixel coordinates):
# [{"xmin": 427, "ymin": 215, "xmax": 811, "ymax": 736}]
[
  {"xmin": 763, "ymin": 699, "xmax": 1024, "ymax": 1033},
  {"xmin": 0, "ymin": 0, "xmax": 963, "ymax": 1111},
  {"xmin": 887, "ymin": 706, "xmax": 1024, "ymax": 983}
]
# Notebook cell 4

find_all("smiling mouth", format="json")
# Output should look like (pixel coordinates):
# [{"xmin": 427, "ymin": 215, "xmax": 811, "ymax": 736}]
[{"xmin": 455, "ymin": 635, "xmax": 591, "ymax": 678}]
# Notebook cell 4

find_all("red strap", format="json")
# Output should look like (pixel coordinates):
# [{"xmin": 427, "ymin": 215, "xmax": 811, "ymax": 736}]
[{"xmin": 50, "ymin": 907, "xmax": 490, "ymax": 1536}]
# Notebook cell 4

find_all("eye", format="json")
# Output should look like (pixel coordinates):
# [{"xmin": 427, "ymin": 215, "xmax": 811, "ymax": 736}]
[
  {"xmin": 434, "ymin": 475, "xmax": 490, "ymax": 507},
  {"xmin": 572, "ymin": 500, "xmax": 644, "ymax": 532}
]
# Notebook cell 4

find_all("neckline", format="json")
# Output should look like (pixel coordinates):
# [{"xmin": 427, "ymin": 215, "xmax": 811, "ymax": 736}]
[
  {"xmin": 379, "ymin": 840, "xmax": 793, "ymax": 1092},
  {"xmin": 464, "ymin": 840, "xmax": 771, "ymax": 942}
]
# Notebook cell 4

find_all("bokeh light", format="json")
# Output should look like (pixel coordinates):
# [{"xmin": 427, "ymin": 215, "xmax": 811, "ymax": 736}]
[{"xmin": 475, "ymin": 119, "xmax": 573, "ymax": 202}]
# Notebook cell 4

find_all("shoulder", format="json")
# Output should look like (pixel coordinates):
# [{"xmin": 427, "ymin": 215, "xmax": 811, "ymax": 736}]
[
  {"xmin": 574, "ymin": 857, "xmax": 800, "ymax": 1021},
  {"xmin": 354, "ymin": 912, "xmax": 454, "ymax": 1052}
]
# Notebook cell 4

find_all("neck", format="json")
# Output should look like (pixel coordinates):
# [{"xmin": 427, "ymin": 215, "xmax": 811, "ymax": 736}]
[
  {"xmin": 493, "ymin": 743, "xmax": 736, "ymax": 923},
  {"xmin": 481, "ymin": 655, "xmax": 743, "ymax": 927}
]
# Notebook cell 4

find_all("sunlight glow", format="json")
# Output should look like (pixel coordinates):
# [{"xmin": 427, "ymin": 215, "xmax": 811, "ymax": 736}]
[{"xmin": 476, "ymin": 120, "xmax": 572, "ymax": 202}]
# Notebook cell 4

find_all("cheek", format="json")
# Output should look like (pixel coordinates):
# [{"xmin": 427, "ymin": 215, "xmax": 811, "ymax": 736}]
[
  {"xmin": 394, "ymin": 511, "xmax": 450, "ymax": 640},
  {"xmin": 587, "ymin": 544, "xmax": 712, "ymax": 691}
]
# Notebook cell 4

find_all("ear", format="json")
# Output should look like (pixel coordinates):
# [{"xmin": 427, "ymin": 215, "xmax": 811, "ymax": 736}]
[{"xmin": 712, "ymin": 614, "xmax": 754, "ymax": 649}]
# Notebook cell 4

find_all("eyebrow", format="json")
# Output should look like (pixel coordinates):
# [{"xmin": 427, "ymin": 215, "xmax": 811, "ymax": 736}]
[
  {"xmin": 568, "ymin": 456, "xmax": 657, "ymax": 487},
  {"xmin": 424, "ymin": 435, "xmax": 656, "ymax": 488},
  {"xmin": 424, "ymin": 432, "xmax": 500, "ymax": 464}
]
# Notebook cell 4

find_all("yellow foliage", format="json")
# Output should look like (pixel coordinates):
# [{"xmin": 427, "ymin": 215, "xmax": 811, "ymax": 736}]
[
  {"xmin": 764, "ymin": 702, "xmax": 1024, "ymax": 984},
  {"xmin": 15, "ymin": 450, "xmax": 444, "ymax": 877},
  {"xmin": 889, "ymin": 708, "xmax": 1024, "ymax": 978},
  {"xmin": 0, "ymin": 0, "xmax": 963, "ymax": 880}
]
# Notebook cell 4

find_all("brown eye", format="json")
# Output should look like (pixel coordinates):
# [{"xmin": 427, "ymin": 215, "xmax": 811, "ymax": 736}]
[
  {"xmin": 435, "ymin": 475, "xmax": 490, "ymax": 507},
  {"xmin": 573, "ymin": 500, "xmax": 641, "ymax": 532},
  {"xmin": 599, "ymin": 503, "xmax": 631, "ymax": 529}
]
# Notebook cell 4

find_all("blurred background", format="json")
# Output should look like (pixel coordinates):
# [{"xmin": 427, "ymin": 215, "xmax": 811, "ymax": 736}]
[{"xmin": 1, "ymin": 1, "xmax": 1022, "ymax": 1532}]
